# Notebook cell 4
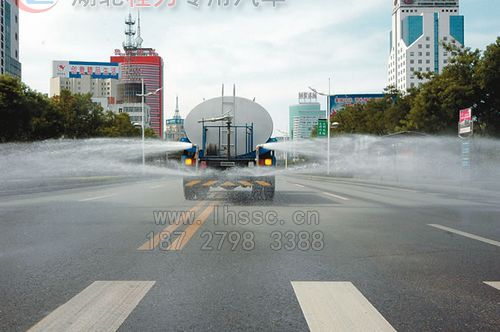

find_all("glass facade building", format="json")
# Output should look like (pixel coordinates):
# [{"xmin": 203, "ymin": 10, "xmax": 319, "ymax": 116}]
[
  {"xmin": 388, "ymin": 0, "xmax": 464, "ymax": 91},
  {"xmin": 1, "ymin": 0, "xmax": 21, "ymax": 78}
]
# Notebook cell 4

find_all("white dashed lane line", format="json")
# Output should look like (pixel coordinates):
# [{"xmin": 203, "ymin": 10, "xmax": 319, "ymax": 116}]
[
  {"xmin": 78, "ymin": 194, "xmax": 116, "ymax": 202},
  {"xmin": 428, "ymin": 224, "xmax": 500, "ymax": 247}
]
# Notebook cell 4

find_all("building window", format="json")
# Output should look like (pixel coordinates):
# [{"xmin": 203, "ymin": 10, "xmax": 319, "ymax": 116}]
[
  {"xmin": 418, "ymin": 60, "xmax": 422, "ymax": 64},
  {"xmin": 410, "ymin": 52, "xmax": 415, "ymax": 56},
  {"xmin": 418, "ymin": 52, "xmax": 422, "ymax": 56},
  {"xmin": 426, "ymin": 67, "xmax": 431, "ymax": 72},
  {"xmin": 418, "ymin": 44, "xmax": 422, "ymax": 49},
  {"xmin": 426, "ymin": 52, "xmax": 430, "ymax": 56},
  {"xmin": 426, "ymin": 59, "xmax": 430, "ymax": 64}
]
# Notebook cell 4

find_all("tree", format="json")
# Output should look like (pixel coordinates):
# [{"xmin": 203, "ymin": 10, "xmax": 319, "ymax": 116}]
[
  {"xmin": 405, "ymin": 44, "xmax": 481, "ymax": 134},
  {"xmin": 476, "ymin": 37, "xmax": 500, "ymax": 136},
  {"xmin": 0, "ymin": 76, "xmax": 36, "ymax": 142}
]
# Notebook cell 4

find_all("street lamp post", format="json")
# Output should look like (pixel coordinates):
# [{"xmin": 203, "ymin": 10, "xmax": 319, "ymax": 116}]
[
  {"xmin": 136, "ymin": 80, "xmax": 162, "ymax": 169},
  {"xmin": 275, "ymin": 129, "xmax": 290, "ymax": 170},
  {"xmin": 310, "ymin": 78, "xmax": 333, "ymax": 175}
]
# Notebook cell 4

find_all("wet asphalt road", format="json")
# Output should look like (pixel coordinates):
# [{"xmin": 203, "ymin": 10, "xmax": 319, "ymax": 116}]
[{"xmin": 0, "ymin": 175, "xmax": 499, "ymax": 331}]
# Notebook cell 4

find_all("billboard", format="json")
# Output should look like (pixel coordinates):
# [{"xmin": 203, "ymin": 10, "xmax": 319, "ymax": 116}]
[
  {"xmin": 458, "ymin": 108, "xmax": 473, "ymax": 136},
  {"xmin": 53, "ymin": 61, "xmax": 120, "ymax": 80},
  {"xmin": 329, "ymin": 94, "xmax": 385, "ymax": 115}
]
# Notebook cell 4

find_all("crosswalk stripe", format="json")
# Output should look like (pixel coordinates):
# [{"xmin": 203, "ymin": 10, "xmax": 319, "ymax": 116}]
[
  {"xmin": 428, "ymin": 224, "xmax": 500, "ymax": 247},
  {"xmin": 291, "ymin": 282, "xmax": 396, "ymax": 332},
  {"xmin": 484, "ymin": 281, "xmax": 500, "ymax": 291},
  {"xmin": 28, "ymin": 281, "xmax": 155, "ymax": 332}
]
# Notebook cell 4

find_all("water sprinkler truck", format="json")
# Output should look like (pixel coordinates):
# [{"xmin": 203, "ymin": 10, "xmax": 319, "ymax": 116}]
[{"xmin": 180, "ymin": 87, "xmax": 277, "ymax": 201}]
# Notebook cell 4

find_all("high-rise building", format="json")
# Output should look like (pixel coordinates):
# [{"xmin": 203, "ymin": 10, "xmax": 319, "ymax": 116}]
[
  {"xmin": 289, "ymin": 93, "xmax": 324, "ymax": 140},
  {"xmin": 388, "ymin": 0, "xmax": 464, "ymax": 91},
  {"xmin": 1, "ymin": 0, "xmax": 21, "ymax": 78},
  {"xmin": 111, "ymin": 13, "xmax": 164, "ymax": 138},
  {"xmin": 165, "ymin": 96, "xmax": 185, "ymax": 141}
]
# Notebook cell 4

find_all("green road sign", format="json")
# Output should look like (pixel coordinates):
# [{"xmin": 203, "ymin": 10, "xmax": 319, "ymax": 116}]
[{"xmin": 317, "ymin": 119, "xmax": 328, "ymax": 137}]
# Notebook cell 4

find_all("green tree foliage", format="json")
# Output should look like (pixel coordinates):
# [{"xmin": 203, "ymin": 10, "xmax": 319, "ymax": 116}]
[
  {"xmin": 332, "ymin": 37, "xmax": 500, "ymax": 137},
  {"xmin": 0, "ymin": 76, "xmax": 37, "ymax": 141},
  {"xmin": 0, "ymin": 76, "xmax": 158, "ymax": 142},
  {"xmin": 476, "ymin": 37, "xmax": 500, "ymax": 135}
]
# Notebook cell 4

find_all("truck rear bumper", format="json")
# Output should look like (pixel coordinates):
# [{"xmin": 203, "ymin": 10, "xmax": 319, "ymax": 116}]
[
  {"xmin": 183, "ymin": 175, "xmax": 275, "ymax": 201},
  {"xmin": 183, "ymin": 176, "xmax": 275, "ymax": 190}
]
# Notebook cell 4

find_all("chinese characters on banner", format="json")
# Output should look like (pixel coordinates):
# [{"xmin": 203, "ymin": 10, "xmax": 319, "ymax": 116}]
[{"xmin": 72, "ymin": 0, "xmax": 286, "ymax": 8}]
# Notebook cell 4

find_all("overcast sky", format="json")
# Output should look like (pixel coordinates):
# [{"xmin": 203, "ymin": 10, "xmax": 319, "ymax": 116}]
[{"xmin": 19, "ymin": 0, "xmax": 500, "ymax": 133}]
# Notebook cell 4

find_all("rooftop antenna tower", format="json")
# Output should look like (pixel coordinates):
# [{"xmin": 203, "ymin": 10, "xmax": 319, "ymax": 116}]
[
  {"xmin": 136, "ymin": 10, "xmax": 144, "ymax": 48},
  {"xmin": 121, "ymin": 12, "xmax": 142, "ymax": 85},
  {"xmin": 123, "ymin": 13, "xmax": 137, "ymax": 51},
  {"xmin": 174, "ymin": 96, "xmax": 181, "ymax": 120}
]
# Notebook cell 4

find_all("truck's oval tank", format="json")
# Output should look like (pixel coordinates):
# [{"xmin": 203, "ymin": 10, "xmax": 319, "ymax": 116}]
[{"xmin": 184, "ymin": 96, "xmax": 273, "ymax": 157}]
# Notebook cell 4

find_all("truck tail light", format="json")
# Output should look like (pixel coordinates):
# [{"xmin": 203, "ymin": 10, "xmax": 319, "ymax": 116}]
[
  {"xmin": 259, "ymin": 159, "xmax": 273, "ymax": 166},
  {"xmin": 185, "ymin": 158, "xmax": 194, "ymax": 166}
]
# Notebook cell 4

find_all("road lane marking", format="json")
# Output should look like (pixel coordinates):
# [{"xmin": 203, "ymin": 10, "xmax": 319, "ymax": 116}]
[
  {"xmin": 428, "ymin": 224, "xmax": 500, "ymax": 247},
  {"xmin": 291, "ymin": 282, "xmax": 396, "ymax": 332},
  {"xmin": 150, "ymin": 184, "xmax": 166, "ymax": 189},
  {"xmin": 78, "ymin": 194, "xmax": 116, "ymax": 202},
  {"xmin": 294, "ymin": 184, "xmax": 306, "ymax": 188},
  {"xmin": 138, "ymin": 201, "xmax": 207, "ymax": 251},
  {"xmin": 167, "ymin": 205, "xmax": 215, "ymax": 251},
  {"xmin": 28, "ymin": 281, "xmax": 155, "ymax": 332},
  {"xmin": 322, "ymin": 191, "xmax": 350, "ymax": 201},
  {"xmin": 484, "ymin": 282, "xmax": 500, "ymax": 291}
]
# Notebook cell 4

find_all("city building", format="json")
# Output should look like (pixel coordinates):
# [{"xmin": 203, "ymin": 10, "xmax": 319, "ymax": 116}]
[
  {"xmin": 329, "ymin": 94, "xmax": 385, "ymax": 113},
  {"xmin": 165, "ymin": 96, "xmax": 185, "ymax": 141},
  {"xmin": 289, "ymin": 92, "xmax": 324, "ymax": 140},
  {"xmin": 1, "ymin": 0, "xmax": 21, "ymax": 78},
  {"xmin": 49, "ymin": 61, "xmax": 120, "ymax": 110},
  {"xmin": 388, "ymin": 0, "xmax": 465, "ymax": 91},
  {"xmin": 110, "ymin": 13, "xmax": 164, "ymax": 138},
  {"xmin": 50, "ymin": 61, "xmax": 120, "ymax": 97}
]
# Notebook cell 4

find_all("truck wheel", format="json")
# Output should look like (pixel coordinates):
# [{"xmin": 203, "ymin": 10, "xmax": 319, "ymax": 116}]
[
  {"xmin": 196, "ymin": 188, "xmax": 209, "ymax": 200},
  {"xmin": 184, "ymin": 187, "xmax": 196, "ymax": 200},
  {"xmin": 252, "ymin": 186, "xmax": 275, "ymax": 201}
]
